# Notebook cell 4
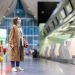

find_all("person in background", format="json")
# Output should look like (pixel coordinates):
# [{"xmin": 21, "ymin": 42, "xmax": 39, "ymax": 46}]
[{"xmin": 9, "ymin": 17, "xmax": 25, "ymax": 72}]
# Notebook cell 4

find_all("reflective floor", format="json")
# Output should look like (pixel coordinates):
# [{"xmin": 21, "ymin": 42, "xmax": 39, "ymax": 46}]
[{"xmin": 0, "ymin": 57, "xmax": 75, "ymax": 75}]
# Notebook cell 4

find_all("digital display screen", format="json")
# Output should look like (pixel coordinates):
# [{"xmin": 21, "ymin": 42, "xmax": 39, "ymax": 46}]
[
  {"xmin": 60, "ymin": 9, "xmax": 66, "ymax": 19},
  {"xmin": 66, "ymin": 3, "xmax": 72, "ymax": 14},
  {"xmin": 57, "ymin": 9, "xmax": 66, "ymax": 24},
  {"xmin": 54, "ymin": 18, "xmax": 58, "ymax": 25}
]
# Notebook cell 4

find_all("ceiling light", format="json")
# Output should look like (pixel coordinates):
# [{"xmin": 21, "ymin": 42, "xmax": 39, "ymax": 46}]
[
  {"xmin": 26, "ymin": 18, "xmax": 29, "ymax": 21},
  {"xmin": 0, "ymin": 22, "xmax": 1, "ymax": 24},
  {"xmin": 16, "ymin": 10, "xmax": 19, "ymax": 13},
  {"xmin": 41, "ymin": 10, "xmax": 45, "ymax": 14},
  {"xmin": 28, "ymin": 8, "xmax": 30, "ymax": 10},
  {"xmin": 34, "ymin": 16, "xmax": 36, "ymax": 18},
  {"xmin": 3, "ymin": 16, "xmax": 5, "ymax": 18},
  {"xmin": 8, "ymin": 8, "xmax": 10, "ymax": 10}
]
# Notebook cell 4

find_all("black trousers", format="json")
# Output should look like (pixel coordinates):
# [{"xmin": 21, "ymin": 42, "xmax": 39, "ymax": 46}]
[
  {"xmin": 11, "ymin": 61, "xmax": 20, "ymax": 67},
  {"xmin": 19, "ymin": 39, "xmax": 23, "ymax": 59}
]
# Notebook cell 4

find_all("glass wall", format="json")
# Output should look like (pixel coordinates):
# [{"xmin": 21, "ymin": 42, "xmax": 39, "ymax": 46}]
[{"xmin": 0, "ymin": 0, "xmax": 39, "ymax": 50}]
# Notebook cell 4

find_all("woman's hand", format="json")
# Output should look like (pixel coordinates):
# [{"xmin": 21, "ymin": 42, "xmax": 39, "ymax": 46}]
[
  {"xmin": 10, "ymin": 44, "xmax": 14, "ymax": 49},
  {"xmin": 24, "ymin": 41, "xmax": 28, "ymax": 48}
]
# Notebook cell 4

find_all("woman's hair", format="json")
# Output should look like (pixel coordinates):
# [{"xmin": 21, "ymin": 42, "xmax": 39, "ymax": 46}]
[{"xmin": 13, "ymin": 17, "xmax": 18, "ymax": 25}]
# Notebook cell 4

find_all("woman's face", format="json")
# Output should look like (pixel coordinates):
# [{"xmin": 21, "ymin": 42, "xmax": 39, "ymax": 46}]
[{"xmin": 17, "ymin": 18, "xmax": 21, "ymax": 24}]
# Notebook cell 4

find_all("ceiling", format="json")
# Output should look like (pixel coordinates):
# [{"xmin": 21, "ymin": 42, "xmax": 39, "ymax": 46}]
[
  {"xmin": 38, "ymin": 2, "xmax": 59, "ymax": 24},
  {"xmin": 0, "ymin": 0, "xmax": 61, "ymax": 23},
  {"xmin": 21, "ymin": 0, "xmax": 61, "ymax": 20},
  {"xmin": 0, "ymin": 0, "xmax": 17, "ymax": 22}
]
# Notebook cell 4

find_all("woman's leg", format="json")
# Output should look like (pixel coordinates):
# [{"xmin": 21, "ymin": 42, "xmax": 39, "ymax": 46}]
[
  {"xmin": 11, "ymin": 61, "xmax": 17, "ymax": 72},
  {"xmin": 16, "ymin": 61, "xmax": 20, "ymax": 67},
  {"xmin": 11, "ymin": 61, "xmax": 15, "ymax": 67},
  {"xmin": 16, "ymin": 61, "xmax": 24, "ymax": 71}
]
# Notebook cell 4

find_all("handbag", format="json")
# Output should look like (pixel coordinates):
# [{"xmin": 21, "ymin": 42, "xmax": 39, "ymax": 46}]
[{"xmin": 24, "ymin": 41, "xmax": 28, "ymax": 48}]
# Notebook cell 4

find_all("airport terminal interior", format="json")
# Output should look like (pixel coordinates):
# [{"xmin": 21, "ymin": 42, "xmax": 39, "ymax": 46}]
[{"xmin": 0, "ymin": 0, "xmax": 75, "ymax": 75}]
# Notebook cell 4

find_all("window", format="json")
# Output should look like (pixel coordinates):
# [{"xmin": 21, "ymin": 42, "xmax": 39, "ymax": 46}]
[
  {"xmin": 27, "ymin": 45, "xmax": 33, "ymax": 50},
  {"xmin": 33, "ymin": 36, "xmax": 39, "ymax": 44},
  {"xmin": 46, "ymin": 28, "xmax": 48, "ymax": 33},
  {"xmin": 52, "ymin": 21, "xmax": 55, "ymax": 28},
  {"xmin": 0, "ymin": 0, "xmax": 39, "ymax": 49},
  {"xmin": 0, "ymin": 29, "xmax": 7, "ymax": 43},
  {"xmin": 54, "ymin": 18, "xmax": 58, "ymax": 26},
  {"xmin": 49, "ymin": 22, "xmax": 54, "ymax": 31},
  {"xmin": 23, "ymin": 26, "xmax": 33, "ymax": 35},
  {"xmin": 27, "ymin": 36, "xmax": 33, "ymax": 44},
  {"xmin": 56, "ymin": 17, "xmax": 59, "ymax": 24},
  {"xmin": 57, "ymin": 9, "xmax": 66, "ymax": 24},
  {"xmin": 34, "ymin": 26, "xmax": 39, "ymax": 35},
  {"xmin": 65, "ymin": 3, "xmax": 73, "ymax": 14},
  {"xmin": 60, "ymin": 9, "xmax": 66, "ymax": 19},
  {"xmin": 47, "ymin": 26, "xmax": 51, "ymax": 33}
]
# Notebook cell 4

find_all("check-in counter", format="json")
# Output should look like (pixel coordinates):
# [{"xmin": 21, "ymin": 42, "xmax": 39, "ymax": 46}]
[
  {"xmin": 54, "ymin": 43, "xmax": 60, "ymax": 59},
  {"xmin": 69, "ymin": 38, "xmax": 75, "ymax": 58},
  {"xmin": 59, "ymin": 40, "xmax": 72, "ymax": 60}
]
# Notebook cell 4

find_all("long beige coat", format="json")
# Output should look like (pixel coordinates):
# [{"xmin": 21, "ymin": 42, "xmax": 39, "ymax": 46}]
[{"xmin": 9, "ymin": 25, "xmax": 24, "ymax": 62}]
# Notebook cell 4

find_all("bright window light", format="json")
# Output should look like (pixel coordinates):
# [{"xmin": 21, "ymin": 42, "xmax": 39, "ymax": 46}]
[{"xmin": 0, "ymin": 29, "xmax": 7, "ymax": 38}]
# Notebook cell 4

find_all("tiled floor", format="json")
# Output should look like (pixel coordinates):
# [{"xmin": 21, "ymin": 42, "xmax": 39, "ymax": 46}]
[{"xmin": 1, "ymin": 57, "xmax": 75, "ymax": 75}]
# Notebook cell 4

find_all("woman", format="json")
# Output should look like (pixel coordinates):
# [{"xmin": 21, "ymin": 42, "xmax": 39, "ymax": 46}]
[{"xmin": 9, "ymin": 17, "xmax": 25, "ymax": 72}]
